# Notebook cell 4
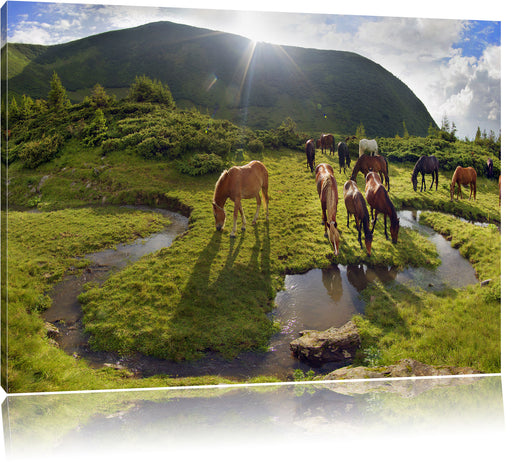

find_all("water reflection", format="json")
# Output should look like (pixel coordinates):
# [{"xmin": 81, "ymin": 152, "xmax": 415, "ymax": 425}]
[{"xmin": 2, "ymin": 376, "xmax": 504, "ymax": 461}]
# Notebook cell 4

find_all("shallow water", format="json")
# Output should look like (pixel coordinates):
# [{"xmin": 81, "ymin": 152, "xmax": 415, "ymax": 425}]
[{"xmin": 44, "ymin": 207, "xmax": 480, "ymax": 380}]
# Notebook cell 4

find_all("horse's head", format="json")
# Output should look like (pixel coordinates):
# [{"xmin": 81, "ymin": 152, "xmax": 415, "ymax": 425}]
[
  {"xmin": 411, "ymin": 174, "xmax": 417, "ymax": 192},
  {"xmin": 365, "ymin": 232, "xmax": 373, "ymax": 256},
  {"xmin": 391, "ymin": 217, "xmax": 400, "ymax": 244},
  {"xmin": 212, "ymin": 202, "xmax": 226, "ymax": 231},
  {"xmin": 327, "ymin": 221, "xmax": 340, "ymax": 256}
]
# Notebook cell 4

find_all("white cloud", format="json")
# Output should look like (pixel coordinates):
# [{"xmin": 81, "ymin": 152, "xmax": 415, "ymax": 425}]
[{"xmin": 6, "ymin": 2, "xmax": 500, "ymax": 139}]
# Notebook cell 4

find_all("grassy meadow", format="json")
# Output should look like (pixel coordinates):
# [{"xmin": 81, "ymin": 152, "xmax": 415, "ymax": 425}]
[{"xmin": 6, "ymin": 137, "xmax": 501, "ymax": 392}]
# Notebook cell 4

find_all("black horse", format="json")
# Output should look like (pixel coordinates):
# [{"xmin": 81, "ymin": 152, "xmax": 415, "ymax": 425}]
[
  {"xmin": 337, "ymin": 141, "xmax": 351, "ymax": 173},
  {"xmin": 305, "ymin": 139, "xmax": 316, "ymax": 173},
  {"xmin": 486, "ymin": 158, "xmax": 494, "ymax": 179},
  {"xmin": 411, "ymin": 155, "xmax": 439, "ymax": 192}
]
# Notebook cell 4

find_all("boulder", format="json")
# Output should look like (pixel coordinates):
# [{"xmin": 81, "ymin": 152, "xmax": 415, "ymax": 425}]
[
  {"xmin": 290, "ymin": 321, "xmax": 361, "ymax": 365},
  {"xmin": 324, "ymin": 358, "xmax": 482, "ymax": 381}
]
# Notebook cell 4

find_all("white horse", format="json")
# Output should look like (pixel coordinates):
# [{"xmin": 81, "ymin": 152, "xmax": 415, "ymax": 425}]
[{"xmin": 359, "ymin": 139, "xmax": 378, "ymax": 157}]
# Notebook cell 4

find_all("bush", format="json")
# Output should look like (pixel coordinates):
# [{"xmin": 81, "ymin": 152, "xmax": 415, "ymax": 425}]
[
  {"xmin": 247, "ymin": 139, "xmax": 264, "ymax": 154},
  {"xmin": 18, "ymin": 133, "xmax": 64, "ymax": 168},
  {"xmin": 127, "ymin": 75, "xmax": 176, "ymax": 108},
  {"xmin": 176, "ymin": 153, "xmax": 226, "ymax": 176}
]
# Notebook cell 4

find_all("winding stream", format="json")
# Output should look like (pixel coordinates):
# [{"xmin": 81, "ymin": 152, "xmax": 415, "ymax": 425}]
[{"xmin": 44, "ymin": 207, "xmax": 479, "ymax": 380}]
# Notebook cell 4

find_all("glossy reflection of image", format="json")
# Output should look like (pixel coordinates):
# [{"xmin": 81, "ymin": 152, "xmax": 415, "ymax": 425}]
[{"xmin": 2, "ymin": 375, "xmax": 505, "ymax": 461}]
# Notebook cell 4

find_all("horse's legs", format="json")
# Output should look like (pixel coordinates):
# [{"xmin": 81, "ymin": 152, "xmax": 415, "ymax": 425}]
[
  {"xmin": 231, "ymin": 199, "xmax": 241, "ymax": 237},
  {"xmin": 371, "ymin": 210, "xmax": 378, "ymax": 233},
  {"xmin": 322, "ymin": 205, "xmax": 328, "ymax": 236},
  {"xmin": 346, "ymin": 212, "xmax": 350, "ymax": 228},
  {"xmin": 261, "ymin": 183, "xmax": 269, "ymax": 220},
  {"xmin": 252, "ymin": 194, "xmax": 261, "ymax": 225},
  {"xmin": 429, "ymin": 173, "xmax": 435, "ymax": 191},
  {"xmin": 356, "ymin": 218, "xmax": 363, "ymax": 249},
  {"xmin": 383, "ymin": 215, "xmax": 389, "ymax": 240},
  {"xmin": 239, "ymin": 203, "xmax": 247, "ymax": 229}
]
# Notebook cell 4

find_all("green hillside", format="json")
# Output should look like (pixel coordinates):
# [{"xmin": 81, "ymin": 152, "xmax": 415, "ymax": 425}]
[{"xmin": 4, "ymin": 21, "xmax": 437, "ymax": 137}]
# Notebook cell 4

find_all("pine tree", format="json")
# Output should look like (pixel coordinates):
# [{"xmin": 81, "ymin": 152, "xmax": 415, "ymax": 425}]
[
  {"xmin": 48, "ymin": 71, "xmax": 70, "ymax": 111},
  {"xmin": 356, "ymin": 122, "xmax": 366, "ymax": 139},
  {"xmin": 402, "ymin": 121, "xmax": 410, "ymax": 139}
]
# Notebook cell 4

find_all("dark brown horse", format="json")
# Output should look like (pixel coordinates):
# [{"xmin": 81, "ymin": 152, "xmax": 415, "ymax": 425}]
[
  {"xmin": 212, "ymin": 160, "xmax": 269, "ymax": 237},
  {"xmin": 315, "ymin": 163, "xmax": 340, "ymax": 256},
  {"xmin": 365, "ymin": 172, "xmax": 399, "ymax": 244},
  {"xmin": 343, "ymin": 180, "xmax": 373, "ymax": 256},
  {"xmin": 337, "ymin": 141, "xmax": 351, "ymax": 174},
  {"xmin": 319, "ymin": 133, "xmax": 335, "ymax": 155},
  {"xmin": 486, "ymin": 158, "xmax": 494, "ymax": 179},
  {"xmin": 411, "ymin": 155, "xmax": 439, "ymax": 192},
  {"xmin": 450, "ymin": 166, "xmax": 477, "ymax": 201},
  {"xmin": 350, "ymin": 154, "xmax": 390, "ymax": 190},
  {"xmin": 305, "ymin": 139, "xmax": 316, "ymax": 173}
]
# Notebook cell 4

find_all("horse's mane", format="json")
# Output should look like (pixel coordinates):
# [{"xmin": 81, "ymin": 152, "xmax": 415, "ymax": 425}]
[
  {"xmin": 412, "ymin": 157, "xmax": 423, "ymax": 178},
  {"xmin": 213, "ymin": 169, "xmax": 230, "ymax": 203}
]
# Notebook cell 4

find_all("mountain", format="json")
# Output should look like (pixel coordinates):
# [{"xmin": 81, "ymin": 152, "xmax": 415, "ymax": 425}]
[{"xmin": 4, "ymin": 21, "xmax": 437, "ymax": 137}]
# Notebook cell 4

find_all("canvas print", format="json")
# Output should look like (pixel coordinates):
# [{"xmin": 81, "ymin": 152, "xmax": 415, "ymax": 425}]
[{"xmin": 0, "ymin": 1, "xmax": 501, "ymax": 394}]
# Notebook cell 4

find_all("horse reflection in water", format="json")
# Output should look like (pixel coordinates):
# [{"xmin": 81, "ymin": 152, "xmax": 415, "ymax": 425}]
[
  {"xmin": 347, "ymin": 264, "xmax": 399, "ymax": 292},
  {"xmin": 321, "ymin": 264, "xmax": 343, "ymax": 302}
]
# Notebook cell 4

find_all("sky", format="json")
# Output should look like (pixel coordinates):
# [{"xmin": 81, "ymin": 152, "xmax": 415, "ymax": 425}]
[{"xmin": 2, "ymin": 0, "xmax": 504, "ymax": 140}]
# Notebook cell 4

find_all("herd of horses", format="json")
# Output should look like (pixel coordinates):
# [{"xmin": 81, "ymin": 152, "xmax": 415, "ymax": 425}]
[{"xmin": 212, "ymin": 133, "xmax": 498, "ymax": 257}]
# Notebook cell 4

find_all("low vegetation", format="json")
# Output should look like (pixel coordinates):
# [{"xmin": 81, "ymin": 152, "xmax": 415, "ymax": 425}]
[{"xmin": 4, "ymin": 76, "xmax": 501, "ymax": 392}]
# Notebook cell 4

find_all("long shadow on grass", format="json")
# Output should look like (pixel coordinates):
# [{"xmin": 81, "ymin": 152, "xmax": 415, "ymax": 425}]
[
  {"xmin": 175, "ymin": 221, "xmax": 273, "ymax": 359},
  {"xmin": 362, "ymin": 280, "xmax": 428, "ymax": 339}
]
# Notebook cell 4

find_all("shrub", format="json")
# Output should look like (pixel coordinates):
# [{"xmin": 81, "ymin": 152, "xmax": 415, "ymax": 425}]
[
  {"xmin": 127, "ymin": 75, "xmax": 176, "ymax": 108},
  {"xmin": 247, "ymin": 139, "xmax": 264, "ymax": 154},
  {"xmin": 18, "ymin": 133, "xmax": 64, "ymax": 168},
  {"xmin": 176, "ymin": 153, "xmax": 226, "ymax": 176}
]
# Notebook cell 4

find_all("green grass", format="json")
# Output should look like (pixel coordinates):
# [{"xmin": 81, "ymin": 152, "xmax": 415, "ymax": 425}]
[{"xmin": 6, "ymin": 143, "xmax": 501, "ymax": 391}]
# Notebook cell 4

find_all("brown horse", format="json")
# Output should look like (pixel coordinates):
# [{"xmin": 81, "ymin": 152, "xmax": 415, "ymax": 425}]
[
  {"xmin": 499, "ymin": 174, "xmax": 501, "ymax": 206},
  {"xmin": 365, "ymin": 172, "xmax": 399, "ymax": 244},
  {"xmin": 305, "ymin": 139, "xmax": 316, "ymax": 173},
  {"xmin": 319, "ymin": 133, "xmax": 335, "ymax": 155},
  {"xmin": 315, "ymin": 163, "xmax": 340, "ymax": 256},
  {"xmin": 212, "ymin": 160, "xmax": 269, "ymax": 237},
  {"xmin": 450, "ymin": 166, "xmax": 477, "ymax": 201},
  {"xmin": 350, "ymin": 154, "xmax": 390, "ymax": 190},
  {"xmin": 343, "ymin": 180, "xmax": 373, "ymax": 256}
]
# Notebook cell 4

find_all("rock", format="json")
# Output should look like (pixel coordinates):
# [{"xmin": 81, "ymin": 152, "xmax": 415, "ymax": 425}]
[
  {"xmin": 290, "ymin": 321, "xmax": 361, "ymax": 365},
  {"xmin": 44, "ymin": 322, "xmax": 60, "ymax": 340},
  {"xmin": 324, "ymin": 358, "xmax": 482, "ymax": 381},
  {"xmin": 37, "ymin": 175, "xmax": 50, "ymax": 193},
  {"xmin": 480, "ymin": 279, "xmax": 492, "ymax": 287}
]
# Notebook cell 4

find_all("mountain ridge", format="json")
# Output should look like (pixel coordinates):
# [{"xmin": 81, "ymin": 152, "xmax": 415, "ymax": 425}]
[{"xmin": 5, "ymin": 20, "xmax": 437, "ymax": 137}]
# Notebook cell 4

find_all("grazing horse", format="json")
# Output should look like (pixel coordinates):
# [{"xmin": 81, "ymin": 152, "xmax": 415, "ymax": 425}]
[
  {"xmin": 411, "ymin": 155, "xmax": 439, "ymax": 192},
  {"xmin": 320, "ymin": 133, "xmax": 335, "ymax": 155},
  {"xmin": 315, "ymin": 163, "xmax": 340, "ymax": 256},
  {"xmin": 305, "ymin": 139, "xmax": 316, "ymax": 173},
  {"xmin": 486, "ymin": 158, "xmax": 494, "ymax": 179},
  {"xmin": 350, "ymin": 154, "xmax": 390, "ymax": 190},
  {"xmin": 337, "ymin": 141, "xmax": 351, "ymax": 174},
  {"xmin": 359, "ymin": 139, "xmax": 378, "ymax": 157},
  {"xmin": 450, "ymin": 166, "xmax": 477, "ymax": 201},
  {"xmin": 365, "ymin": 172, "xmax": 400, "ymax": 244},
  {"xmin": 343, "ymin": 180, "xmax": 373, "ymax": 256},
  {"xmin": 212, "ymin": 160, "xmax": 269, "ymax": 237}
]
